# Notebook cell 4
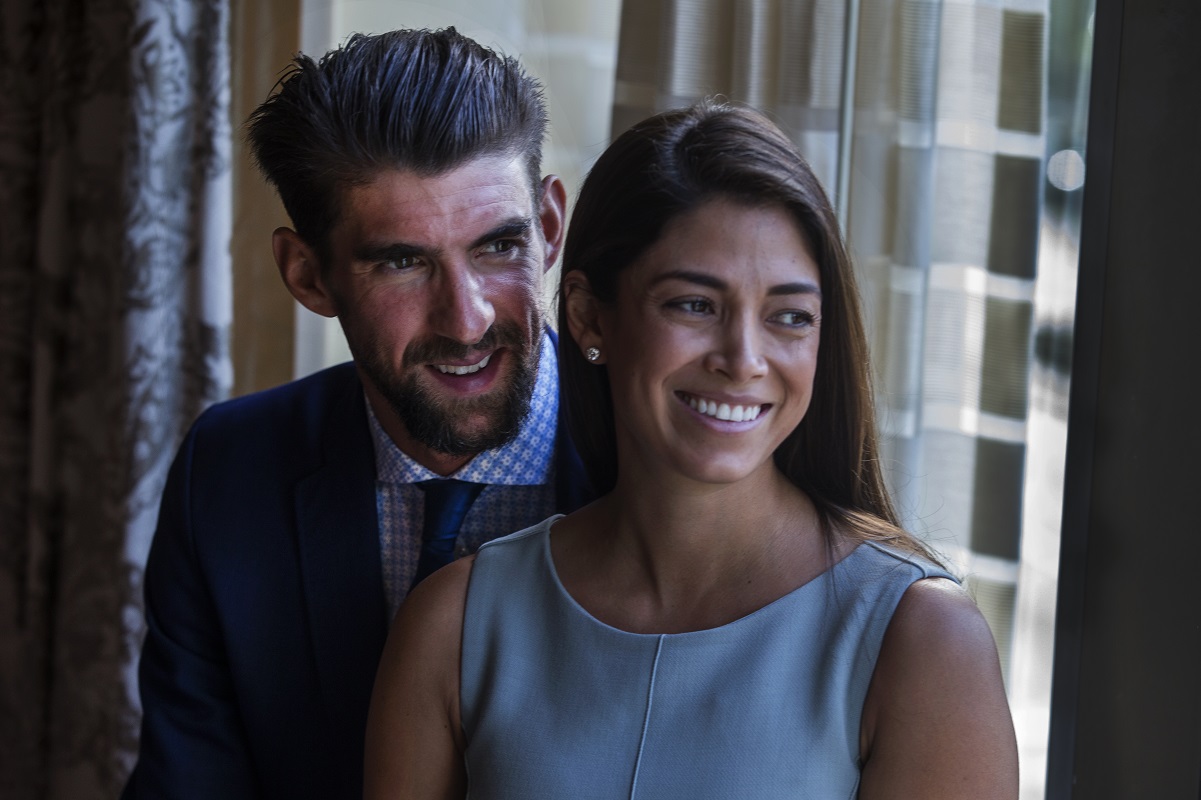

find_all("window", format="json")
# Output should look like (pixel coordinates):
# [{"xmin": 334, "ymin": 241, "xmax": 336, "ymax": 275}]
[{"xmin": 252, "ymin": 2, "xmax": 1109, "ymax": 795}]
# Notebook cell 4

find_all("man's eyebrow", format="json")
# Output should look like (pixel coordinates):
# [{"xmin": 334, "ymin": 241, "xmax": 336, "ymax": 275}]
[
  {"xmin": 353, "ymin": 241, "xmax": 426, "ymax": 264},
  {"xmin": 649, "ymin": 269, "xmax": 821, "ymax": 297},
  {"xmin": 468, "ymin": 218, "xmax": 533, "ymax": 250},
  {"xmin": 351, "ymin": 218, "xmax": 533, "ymax": 264}
]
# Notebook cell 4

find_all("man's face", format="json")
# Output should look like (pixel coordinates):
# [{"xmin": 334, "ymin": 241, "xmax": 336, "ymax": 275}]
[{"xmin": 317, "ymin": 155, "xmax": 559, "ymax": 472}]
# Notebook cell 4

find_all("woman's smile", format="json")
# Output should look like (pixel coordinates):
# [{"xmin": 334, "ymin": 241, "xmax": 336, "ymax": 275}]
[{"xmin": 677, "ymin": 391, "xmax": 770, "ymax": 424}]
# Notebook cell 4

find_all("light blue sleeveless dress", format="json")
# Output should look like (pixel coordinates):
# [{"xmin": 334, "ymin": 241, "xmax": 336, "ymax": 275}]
[{"xmin": 460, "ymin": 515, "xmax": 954, "ymax": 799}]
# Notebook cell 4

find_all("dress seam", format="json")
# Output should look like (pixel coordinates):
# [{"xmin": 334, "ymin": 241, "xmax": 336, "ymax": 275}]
[{"xmin": 629, "ymin": 634, "xmax": 664, "ymax": 800}]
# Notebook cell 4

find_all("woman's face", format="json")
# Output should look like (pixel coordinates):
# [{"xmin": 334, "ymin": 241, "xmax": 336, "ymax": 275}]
[{"xmin": 598, "ymin": 198, "xmax": 822, "ymax": 488}]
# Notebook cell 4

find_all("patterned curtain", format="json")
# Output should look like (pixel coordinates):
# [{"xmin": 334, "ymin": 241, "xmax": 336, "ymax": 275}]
[
  {"xmin": 0, "ymin": 0, "xmax": 231, "ymax": 796},
  {"xmin": 612, "ymin": 0, "xmax": 1046, "ymax": 685}
]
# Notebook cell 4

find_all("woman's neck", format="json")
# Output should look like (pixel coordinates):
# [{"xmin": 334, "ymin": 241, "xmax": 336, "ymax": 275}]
[{"xmin": 553, "ymin": 465, "xmax": 838, "ymax": 633}]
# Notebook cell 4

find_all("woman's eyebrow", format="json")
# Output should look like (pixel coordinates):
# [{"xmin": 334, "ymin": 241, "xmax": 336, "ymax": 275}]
[
  {"xmin": 648, "ymin": 270, "xmax": 727, "ymax": 290},
  {"xmin": 650, "ymin": 270, "xmax": 821, "ymax": 297},
  {"xmin": 767, "ymin": 281, "xmax": 821, "ymax": 298}
]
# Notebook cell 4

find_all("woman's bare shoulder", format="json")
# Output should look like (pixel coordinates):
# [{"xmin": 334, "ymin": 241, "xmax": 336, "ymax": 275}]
[
  {"xmin": 887, "ymin": 576, "xmax": 994, "ymax": 649},
  {"xmin": 364, "ymin": 557, "xmax": 476, "ymax": 799},
  {"xmin": 858, "ymin": 577, "xmax": 1019, "ymax": 799},
  {"xmin": 390, "ymin": 555, "xmax": 476, "ymax": 640}
]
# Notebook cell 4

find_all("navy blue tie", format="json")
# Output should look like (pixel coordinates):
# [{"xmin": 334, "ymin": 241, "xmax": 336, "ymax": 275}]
[{"xmin": 411, "ymin": 479, "xmax": 486, "ymax": 590}]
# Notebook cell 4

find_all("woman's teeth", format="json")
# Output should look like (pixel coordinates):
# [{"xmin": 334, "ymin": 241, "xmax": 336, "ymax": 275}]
[
  {"xmin": 687, "ymin": 395, "xmax": 763, "ymax": 422},
  {"xmin": 436, "ymin": 353, "xmax": 491, "ymax": 375}
]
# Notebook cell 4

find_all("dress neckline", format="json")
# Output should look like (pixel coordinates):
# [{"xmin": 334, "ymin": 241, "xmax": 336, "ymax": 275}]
[{"xmin": 539, "ymin": 515, "xmax": 870, "ymax": 639}]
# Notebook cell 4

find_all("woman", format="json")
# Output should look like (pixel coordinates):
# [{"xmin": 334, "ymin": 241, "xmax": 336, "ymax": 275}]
[{"xmin": 365, "ymin": 102, "xmax": 1018, "ymax": 798}]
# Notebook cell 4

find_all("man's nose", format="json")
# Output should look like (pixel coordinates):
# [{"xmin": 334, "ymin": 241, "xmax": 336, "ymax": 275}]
[{"xmin": 429, "ymin": 262, "xmax": 495, "ymax": 345}]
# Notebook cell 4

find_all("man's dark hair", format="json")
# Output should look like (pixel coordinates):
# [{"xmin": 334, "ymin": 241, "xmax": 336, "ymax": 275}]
[{"xmin": 246, "ymin": 28, "xmax": 548, "ymax": 259}]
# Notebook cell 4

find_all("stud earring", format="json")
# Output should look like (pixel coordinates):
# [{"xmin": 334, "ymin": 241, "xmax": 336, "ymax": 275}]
[{"xmin": 585, "ymin": 347, "xmax": 601, "ymax": 362}]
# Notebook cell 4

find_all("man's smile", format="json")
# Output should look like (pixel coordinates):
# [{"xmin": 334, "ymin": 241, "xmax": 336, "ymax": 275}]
[{"xmin": 434, "ymin": 352, "xmax": 492, "ymax": 375}]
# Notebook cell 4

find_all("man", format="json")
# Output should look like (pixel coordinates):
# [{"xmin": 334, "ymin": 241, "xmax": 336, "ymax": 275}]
[{"xmin": 123, "ymin": 29, "xmax": 589, "ymax": 799}]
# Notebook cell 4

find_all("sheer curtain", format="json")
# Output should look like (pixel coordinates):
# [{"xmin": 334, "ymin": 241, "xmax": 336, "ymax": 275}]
[
  {"xmin": 613, "ymin": 1, "xmax": 1055, "ymax": 795},
  {"xmin": 0, "ymin": 1, "xmax": 231, "ymax": 796}
]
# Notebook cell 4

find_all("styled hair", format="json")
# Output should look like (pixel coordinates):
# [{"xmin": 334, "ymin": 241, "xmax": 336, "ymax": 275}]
[
  {"xmin": 559, "ymin": 101, "xmax": 937, "ymax": 561},
  {"xmin": 246, "ymin": 28, "xmax": 547, "ymax": 258}
]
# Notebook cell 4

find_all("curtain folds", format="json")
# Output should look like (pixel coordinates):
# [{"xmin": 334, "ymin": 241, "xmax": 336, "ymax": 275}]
[
  {"xmin": 613, "ymin": 0, "xmax": 850, "ymax": 191},
  {"xmin": 851, "ymin": 1, "xmax": 1048, "ymax": 679},
  {"xmin": 0, "ymin": 0, "xmax": 231, "ymax": 796},
  {"xmin": 613, "ymin": 0, "xmax": 1049, "ymax": 682}
]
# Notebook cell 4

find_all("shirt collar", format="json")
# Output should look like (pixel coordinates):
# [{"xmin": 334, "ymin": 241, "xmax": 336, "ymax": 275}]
[{"xmin": 368, "ymin": 330, "xmax": 558, "ymax": 486}]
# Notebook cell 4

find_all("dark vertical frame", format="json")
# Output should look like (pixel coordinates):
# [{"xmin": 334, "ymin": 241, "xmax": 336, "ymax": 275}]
[
  {"xmin": 1043, "ymin": 0, "xmax": 1122, "ymax": 793},
  {"xmin": 1047, "ymin": 0, "xmax": 1201, "ymax": 796}
]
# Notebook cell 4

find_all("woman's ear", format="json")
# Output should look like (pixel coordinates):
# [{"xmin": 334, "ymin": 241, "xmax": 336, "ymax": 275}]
[
  {"xmin": 273, "ymin": 227, "xmax": 338, "ymax": 318},
  {"xmin": 562, "ymin": 270, "xmax": 606, "ymax": 363}
]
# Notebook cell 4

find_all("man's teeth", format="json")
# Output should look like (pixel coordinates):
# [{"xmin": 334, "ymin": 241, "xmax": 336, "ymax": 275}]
[
  {"xmin": 436, "ymin": 353, "xmax": 491, "ymax": 375},
  {"xmin": 687, "ymin": 395, "xmax": 763, "ymax": 422}
]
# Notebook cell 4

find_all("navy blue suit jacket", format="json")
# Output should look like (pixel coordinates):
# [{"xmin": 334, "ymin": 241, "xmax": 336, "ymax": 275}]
[{"xmin": 123, "ymin": 360, "xmax": 590, "ymax": 799}]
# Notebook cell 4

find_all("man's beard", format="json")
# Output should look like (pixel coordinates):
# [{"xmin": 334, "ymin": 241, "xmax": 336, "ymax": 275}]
[{"xmin": 357, "ymin": 320, "xmax": 540, "ymax": 458}]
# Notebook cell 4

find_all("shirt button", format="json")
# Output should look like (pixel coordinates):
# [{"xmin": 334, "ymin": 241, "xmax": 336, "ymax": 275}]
[{"xmin": 455, "ymin": 545, "xmax": 468, "ymax": 557}]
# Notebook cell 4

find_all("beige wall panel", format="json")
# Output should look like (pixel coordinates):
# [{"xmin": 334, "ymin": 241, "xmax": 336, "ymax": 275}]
[{"xmin": 231, "ymin": 0, "xmax": 301, "ymax": 396}]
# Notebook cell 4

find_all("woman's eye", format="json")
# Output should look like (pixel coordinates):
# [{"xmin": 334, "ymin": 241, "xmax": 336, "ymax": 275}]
[
  {"xmin": 773, "ymin": 310, "xmax": 815, "ymax": 327},
  {"xmin": 671, "ymin": 298, "xmax": 713, "ymax": 314}
]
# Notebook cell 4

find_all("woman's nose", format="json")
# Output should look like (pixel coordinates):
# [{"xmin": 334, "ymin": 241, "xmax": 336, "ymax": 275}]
[{"xmin": 703, "ymin": 314, "xmax": 768, "ymax": 382}]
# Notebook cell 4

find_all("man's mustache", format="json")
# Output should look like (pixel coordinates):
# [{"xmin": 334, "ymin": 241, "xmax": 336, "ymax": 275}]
[{"xmin": 402, "ymin": 322, "xmax": 526, "ymax": 367}]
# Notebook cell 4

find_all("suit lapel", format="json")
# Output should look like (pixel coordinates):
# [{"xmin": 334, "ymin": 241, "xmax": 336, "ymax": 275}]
[
  {"xmin": 291, "ymin": 343, "xmax": 591, "ymax": 752},
  {"xmin": 295, "ymin": 369, "xmax": 387, "ymax": 749}
]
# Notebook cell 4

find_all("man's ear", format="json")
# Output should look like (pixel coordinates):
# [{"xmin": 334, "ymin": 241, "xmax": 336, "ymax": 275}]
[
  {"xmin": 272, "ymin": 227, "xmax": 338, "ymax": 318},
  {"xmin": 562, "ymin": 270, "xmax": 606, "ymax": 363},
  {"xmin": 537, "ymin": 175, "xmax": 568, "ymax": 273}
]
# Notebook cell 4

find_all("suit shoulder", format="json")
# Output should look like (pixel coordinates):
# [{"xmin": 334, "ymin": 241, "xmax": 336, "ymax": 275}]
[
  {"xmin": 177, "ymin": 362, "xmax": 366, "ymax": 483},
  {"xmin": 193, "ymin": 363, "xmax": 360, "ymax": 437}
]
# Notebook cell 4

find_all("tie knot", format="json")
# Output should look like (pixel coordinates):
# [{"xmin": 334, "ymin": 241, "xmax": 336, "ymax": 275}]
[
  {"xmin": 418, "ymin": 478, "xmax": 485, "ymax": 504},
  {"xmin": 409, "ymin": 480, "xmax": 488, "ymax": 590},
  {"xmin": 417, "ymin": 480, "xmax": 486, "ymax": 544}
]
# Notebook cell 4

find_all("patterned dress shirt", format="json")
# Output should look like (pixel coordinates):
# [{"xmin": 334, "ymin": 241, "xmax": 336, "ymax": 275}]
[{"xmin": 369, "ymin": 332, "xmax": 559, "ymax": 619}]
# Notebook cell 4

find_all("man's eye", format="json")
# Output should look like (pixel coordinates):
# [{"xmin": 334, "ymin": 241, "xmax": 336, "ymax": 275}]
[
  {"xmin": 382, "ymin": 255, "xmax": 420, "ymax": 270},
  {"xmin": 482, "ymin": 239, "xmax": 517, "ymax": 255}
]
